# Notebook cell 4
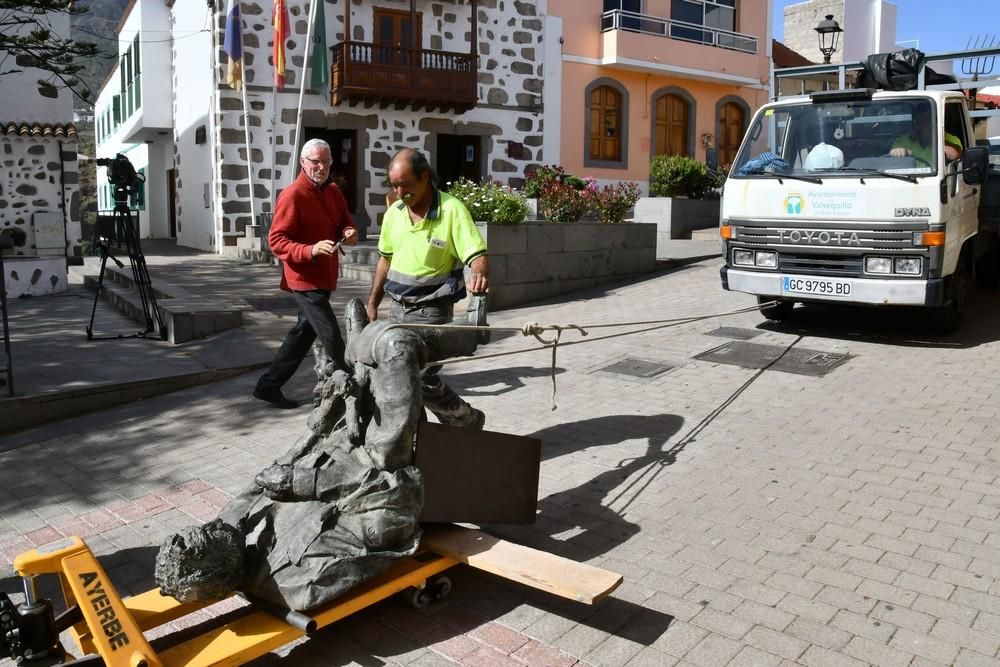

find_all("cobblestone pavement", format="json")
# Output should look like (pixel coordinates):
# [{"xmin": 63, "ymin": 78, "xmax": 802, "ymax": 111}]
[{"xmin": 3, "ymin": 256, "xmax": 1000, "ymax": 666}]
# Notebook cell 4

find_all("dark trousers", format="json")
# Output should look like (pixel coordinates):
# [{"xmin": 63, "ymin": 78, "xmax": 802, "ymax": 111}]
[
  {"xmin": 389, "ymin": 299, "xmax": 478, "ymax": 427},
  {"xmin": 257, "ymin": 289, "xmax": 347, "ymax": 392}
]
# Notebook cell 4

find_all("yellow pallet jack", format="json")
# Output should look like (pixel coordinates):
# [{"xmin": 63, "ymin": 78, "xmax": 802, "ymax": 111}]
[{"xmin": 1, "ymin": 524, "xmax": 623, "ymax": 666}]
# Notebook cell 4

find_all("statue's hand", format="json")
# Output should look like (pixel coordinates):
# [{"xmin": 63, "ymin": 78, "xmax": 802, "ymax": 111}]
[{"xmin": 254, "ymin": 464, "xmax": 295, "ymax": 500}]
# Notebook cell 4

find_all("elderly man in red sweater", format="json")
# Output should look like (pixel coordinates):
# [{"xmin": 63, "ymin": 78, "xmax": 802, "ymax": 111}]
[{"xmin": 253, "ymin": 138, "xmax": 358, "ymax": 409}]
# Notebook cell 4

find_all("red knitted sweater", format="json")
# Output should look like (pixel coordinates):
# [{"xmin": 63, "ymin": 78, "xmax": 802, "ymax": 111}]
[{"xmin": 268, "ymin": 172, "xmax": 356, "ymax": 291}]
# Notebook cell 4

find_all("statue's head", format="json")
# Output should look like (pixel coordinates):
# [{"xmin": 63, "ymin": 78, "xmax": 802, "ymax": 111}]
[{"xmin": 154, "ymin": 519, "xmax": 247, "ymax": 602}]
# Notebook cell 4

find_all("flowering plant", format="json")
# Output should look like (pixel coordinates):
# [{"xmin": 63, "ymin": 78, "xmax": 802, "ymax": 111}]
[
  {"xmin": 591, "ymin": 181, "xmax": 640, "ymax": 224},
  {"xmin": 523, "ymin": 165, "xmax": 566, "ymax": 198},
  {"xmin": 448, "ymin": 178, "xmax": 528, "ymax": 225},
  {"xmin": 539, "ymin": 180, "xmax": 592, "ymax": 222}
]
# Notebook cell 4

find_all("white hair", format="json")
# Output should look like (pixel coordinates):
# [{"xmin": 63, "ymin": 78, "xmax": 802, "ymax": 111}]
[{"xmin": 300, "ymin": 138, "xmax": 331, "ymax": 158}]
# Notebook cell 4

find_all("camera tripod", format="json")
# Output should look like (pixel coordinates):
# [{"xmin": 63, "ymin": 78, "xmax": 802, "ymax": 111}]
[{"xmin": 86, "ymin": 195, "xmax": 167, "ymax": 341}]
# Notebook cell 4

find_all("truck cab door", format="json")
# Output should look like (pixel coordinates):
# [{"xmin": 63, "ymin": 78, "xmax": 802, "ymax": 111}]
[{"xmin": 942, "ymin": 101, "xmax": 977, "ymax": 268}]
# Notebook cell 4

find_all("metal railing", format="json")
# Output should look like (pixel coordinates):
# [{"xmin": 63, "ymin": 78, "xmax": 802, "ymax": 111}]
[
  {"xmin": 600, "ymin": 10, "xmax": 758, "ymax": 55},
  {"xmin": 772, "ymin": 45, "xmax": 1000, "ymax": 101}
]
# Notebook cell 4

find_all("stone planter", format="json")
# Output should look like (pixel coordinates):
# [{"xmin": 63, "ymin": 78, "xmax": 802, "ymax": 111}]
[
  {"xmin": 633, "ymin": 196, "xmax": 720, "ymax": 250},
  {"xmin": 475, "ymin": 221, "xmax": 657, "ymax": 310}
]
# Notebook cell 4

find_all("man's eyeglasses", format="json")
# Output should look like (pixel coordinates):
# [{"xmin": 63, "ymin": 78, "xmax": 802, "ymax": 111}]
[{"xmin": 302, "ymin": 156, "xmax": 332, "ymax": 167}]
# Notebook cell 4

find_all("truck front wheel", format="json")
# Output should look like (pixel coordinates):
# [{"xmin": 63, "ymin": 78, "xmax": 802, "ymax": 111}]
[
  {"xmin": 931, "ymin": 256, "xmax": 971, "ymax": 333},
  {"xmin": 975, "ymin": 247, "xmax": 1000, "ymax": 288},
  {"xmin": 757, "ymin": 296, "xmax": 794, "ymax": 320}
]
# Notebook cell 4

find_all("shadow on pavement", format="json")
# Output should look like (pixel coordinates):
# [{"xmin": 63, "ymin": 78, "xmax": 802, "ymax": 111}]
[
  {"xmin": 440, "ymin": 365, "xmax": 567, "ymax": 398},
  {"xmin": 247, "ymin": 563, "xmax": 675, "ymax": 666},
  {"xmin": 758, "ymin": 288, "xmax": 1000, "ymax": 348}
]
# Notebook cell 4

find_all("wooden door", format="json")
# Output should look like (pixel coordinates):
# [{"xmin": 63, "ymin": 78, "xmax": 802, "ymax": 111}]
[
  {"xmin": 166, "ymin": 168, "xmax": 177, "ymax": 237},
  {"xmin": 438, "ymin": 135, "xmax": 482, "ymax": 188},
  {"xmin": 374, "ymin": 8, "xmax": 422, "ymax": 67},
  {"xmin": 654, "ymin": 94, "xmax": 689, "ymax": 157},
  {"xmin": 718, "ymin": 102, "xmax": 745, "ymax": 169}
]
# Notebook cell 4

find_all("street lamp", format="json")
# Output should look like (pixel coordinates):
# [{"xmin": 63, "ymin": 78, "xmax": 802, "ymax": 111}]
[{"xmin": 814, "ymin": 14, "xmax": 843, "ymax": 64}]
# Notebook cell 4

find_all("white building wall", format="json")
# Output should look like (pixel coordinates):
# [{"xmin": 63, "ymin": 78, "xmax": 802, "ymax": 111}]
[
  {"xmin": 171, "ymin": 7, "xmax": 217, "ymax": 251},
  {"xmin": 542, "ymin": 13, "xmax": 563, "ymax": 165}
]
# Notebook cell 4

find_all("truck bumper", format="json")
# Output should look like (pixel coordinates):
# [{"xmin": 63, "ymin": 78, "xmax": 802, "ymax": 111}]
[{"xmin": 720, "ymin": 266, "xmax": 945, "ymax": 306}]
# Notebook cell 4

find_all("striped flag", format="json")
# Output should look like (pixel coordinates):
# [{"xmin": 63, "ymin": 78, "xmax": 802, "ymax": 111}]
[
  {"xmin": 272, "ymin": 0, "xmax": 289, "ymax": 87},
  {"xmin": 223, "ymin": 0, "xmax": 243, "ymax": 90},
  {"xmin": 310, "ymin": 0, "xmax": 329, "ymax": 91}
]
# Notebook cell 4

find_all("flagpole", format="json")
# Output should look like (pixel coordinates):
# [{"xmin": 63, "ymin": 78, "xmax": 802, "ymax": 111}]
[
  {"xmin": 292, "ymin": 0, "xmax": 319, "ymax": 183},
  {"xmin": 236, "ymin": 1, "xmax": 256, "ymax": 234},
  {"xmin": 270, "ymin": 76, "xmax": 277, "ymax": 214}
]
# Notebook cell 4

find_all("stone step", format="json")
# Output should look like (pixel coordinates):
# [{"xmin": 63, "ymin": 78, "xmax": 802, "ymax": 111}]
[
  {"xmin": 341, "ymin": 244, "xmax": 381, "ymax": 266},
  {"xmin": 236, "ymin": 236, "xmax": 263, "ymax": 252},
  {"xmin": 245, "ymin": 223, "xmax": 263, "ymax": 239},
  {"xmin": 690, "ymin": 227, "xmax": 721, "ymax": 242},
  {"xmin": 340, "ymin": 262, "xmax": 376, "ymax": 283},
  {"xmin": 83, "ymin": 267, "xmax": 243, "ymax": 344}
]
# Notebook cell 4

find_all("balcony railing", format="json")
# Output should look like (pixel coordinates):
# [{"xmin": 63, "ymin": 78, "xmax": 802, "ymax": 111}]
[
  {"xmin": 331, "ymin": 42, "xmax": 478, "ymax": 112},
  {"xmin": 601, "ymin": 9, "xmax": 758, "ymax": 55}
]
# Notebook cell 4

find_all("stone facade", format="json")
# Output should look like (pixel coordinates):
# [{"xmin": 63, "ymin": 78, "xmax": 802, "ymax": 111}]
[{"xmin": 202, "ymin": 0, "xmax": 547, "ymax": 251}]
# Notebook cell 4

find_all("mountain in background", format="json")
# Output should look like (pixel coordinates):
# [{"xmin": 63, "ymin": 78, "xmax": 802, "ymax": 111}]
[{"xmin": 71, "ymin": 0, "xmax": 131, "ymax": 111}]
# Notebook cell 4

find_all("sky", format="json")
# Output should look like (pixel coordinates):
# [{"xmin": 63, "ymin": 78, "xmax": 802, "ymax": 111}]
[{"xmin": 772, "ymin": 0, "xmax": 1000, "ymax": 57}]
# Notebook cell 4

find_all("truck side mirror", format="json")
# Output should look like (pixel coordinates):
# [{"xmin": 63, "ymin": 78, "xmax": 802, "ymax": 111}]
[{"xmin": 962, "ymin": 147, "xmax": 988, "ymax": 184}]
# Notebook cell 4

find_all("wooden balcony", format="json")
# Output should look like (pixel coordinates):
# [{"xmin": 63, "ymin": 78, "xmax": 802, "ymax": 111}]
[{"xmin": 331, "ymin": 42, "xmax": 478, "ymax": 113}]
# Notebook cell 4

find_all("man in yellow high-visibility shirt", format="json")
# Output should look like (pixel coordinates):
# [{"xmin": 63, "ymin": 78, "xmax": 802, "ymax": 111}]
[
  {"xmin": 366, "ymin": 149, "xmax": 488, "ymax": 430},
  {"xmin": 890, "ymin": 104, "xmax": 962, "ymax": 163}
]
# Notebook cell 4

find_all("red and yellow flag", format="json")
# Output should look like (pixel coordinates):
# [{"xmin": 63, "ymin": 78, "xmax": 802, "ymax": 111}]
[{"xmin": 272, "ymin": 0, "xmax": 289, "ymax": 87}]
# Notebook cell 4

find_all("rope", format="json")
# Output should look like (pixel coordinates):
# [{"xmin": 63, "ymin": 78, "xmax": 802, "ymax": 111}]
[{"xmin": 367, "ymin": 301, "xmax": 771, "ymax": 410}]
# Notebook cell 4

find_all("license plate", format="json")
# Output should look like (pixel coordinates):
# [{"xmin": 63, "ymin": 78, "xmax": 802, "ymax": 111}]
[{"xmin": 781, "ymin": 276, "xmax": 852, "ymax": 297}]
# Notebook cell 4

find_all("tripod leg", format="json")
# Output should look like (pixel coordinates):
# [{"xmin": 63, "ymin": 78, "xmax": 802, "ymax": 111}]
[
  {"xmin": 86, "ymin": 249, "xmax": 112, "ymax": 340},
  {"xmin": 119, "ymin": 207, "xmax": 166, "ymax": 339}
]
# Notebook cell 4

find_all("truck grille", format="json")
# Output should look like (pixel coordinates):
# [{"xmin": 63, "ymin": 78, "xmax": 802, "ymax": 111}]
[
  {"xmin": 734, "ymin": 225, "xmax": 917, "ymax": 250},
  {"xmin": 777, "ymin": 253, "xmax": 863, "ymax": 276}
]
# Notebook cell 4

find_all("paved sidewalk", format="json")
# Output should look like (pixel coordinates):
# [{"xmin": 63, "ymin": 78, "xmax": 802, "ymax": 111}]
[{"xmin": 4, "ymin": 245, "xmax": 1000, "ymax": 666}]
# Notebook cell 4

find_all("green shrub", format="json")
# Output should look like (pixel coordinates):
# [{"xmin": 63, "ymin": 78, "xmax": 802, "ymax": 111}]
[
  {"xmin": 563, "ymin": 175, "xmax": 587, "ymax": 190},
  {"xmin": 448, "ymin": 178, "xmax": 528, "ymax": 225},
  {"xmin": 592, "ymin": 181, "xmax": 641, "ymax": 224},
  {"xmin": 539, "ymin": 181, "xmax": 591, "ymax": 222},
  {"xmin": 649, "ymin": 155, "xmax": 713, "ymax": 199}
]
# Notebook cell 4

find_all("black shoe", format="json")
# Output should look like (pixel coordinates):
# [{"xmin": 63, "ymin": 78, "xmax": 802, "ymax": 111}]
[{"xmin": 253, "ymin": 387, "xmax": 300, "ymax": 409}]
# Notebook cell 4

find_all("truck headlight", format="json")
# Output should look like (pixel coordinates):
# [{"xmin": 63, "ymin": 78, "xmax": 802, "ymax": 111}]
[
  {"xmin": 755, "ymin": 251, "xmax": 777, "ymax": 268},
  {"xmin": 893, "ymin": 257, "xmax": 922, "ymax": 275},
  {"xmin": 733, "ymin": 249, "xmax": 755, "ymax": 266},
  {"xmin": 865, "ymin": 257, "xmax": 892, "ymax": 274}
]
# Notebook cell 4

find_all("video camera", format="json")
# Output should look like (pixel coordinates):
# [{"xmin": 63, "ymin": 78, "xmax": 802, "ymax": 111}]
[{"xmin": 95, "ymin": 153, "xmax": 145, "ymax": 206}]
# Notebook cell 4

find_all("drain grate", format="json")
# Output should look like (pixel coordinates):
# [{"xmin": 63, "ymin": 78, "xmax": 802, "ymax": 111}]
[
  {"xmin": 706, "ymin": 327, "xmax": 763, "ymax": 340},
  {"xmin": 694, "ymin": 341, "xmax": 850, "ymax": 377},
  {"xmin": 598, "ymin": 357, "xmax": 674, "ymax": 378}
]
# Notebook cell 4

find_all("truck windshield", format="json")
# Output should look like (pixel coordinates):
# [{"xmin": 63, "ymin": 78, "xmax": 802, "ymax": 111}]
[{"xmin": 730, "ymin": 98, "xmax": 938, "ymax": 179}]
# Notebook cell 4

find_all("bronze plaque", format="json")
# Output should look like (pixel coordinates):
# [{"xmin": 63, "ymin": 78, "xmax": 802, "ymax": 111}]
[{"xmin": 415, "ymin": 422, "xmax": 541, "ymax": 524}]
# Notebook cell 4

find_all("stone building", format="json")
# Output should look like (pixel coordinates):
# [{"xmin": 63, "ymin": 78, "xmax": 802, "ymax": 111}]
[
  {"xmin": 0, "ymin": 8, "xmax": 82, "ymax": 297},
  {"xmin": 96, "ymin": 0, "xmax": 549, "ymax": 254},
  {"xmin": 782, "ymin": 0, "xmax": 898, "ymax": 66}
]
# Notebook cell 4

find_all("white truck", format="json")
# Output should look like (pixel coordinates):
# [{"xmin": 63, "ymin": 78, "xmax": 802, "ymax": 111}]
[{"xmin": 719, "ymin": 51, "xmax": 1000, "ymax": 331}]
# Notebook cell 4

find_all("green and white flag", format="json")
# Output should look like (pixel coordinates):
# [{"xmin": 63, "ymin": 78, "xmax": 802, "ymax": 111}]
[{"xmin": 310, "ymin": 1, "xmax": 329, "ymax": 91}]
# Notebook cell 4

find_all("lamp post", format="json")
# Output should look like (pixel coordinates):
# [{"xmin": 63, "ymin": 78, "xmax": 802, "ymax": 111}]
[{"xmin": 814, "ymin": 14, "xmax": 843, "ymax": 64}]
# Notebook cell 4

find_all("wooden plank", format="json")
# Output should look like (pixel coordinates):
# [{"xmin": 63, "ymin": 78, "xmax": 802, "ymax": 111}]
[{"xmin": 422, "ymin": 526, "xmax": 623, "ymax": 604}]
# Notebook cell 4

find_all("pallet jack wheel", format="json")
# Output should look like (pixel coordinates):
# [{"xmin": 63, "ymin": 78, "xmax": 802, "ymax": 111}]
[
  {"xmin": 401, "ymin": 575, "xmax": 452, "ymax": 608},
  {"xmin": 430, "ymin": 575, "xmax": 452, "ymax": 601},
  {"xmin": 404, "ymin": 586, "xmax": 433, "ymax": 609}
]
